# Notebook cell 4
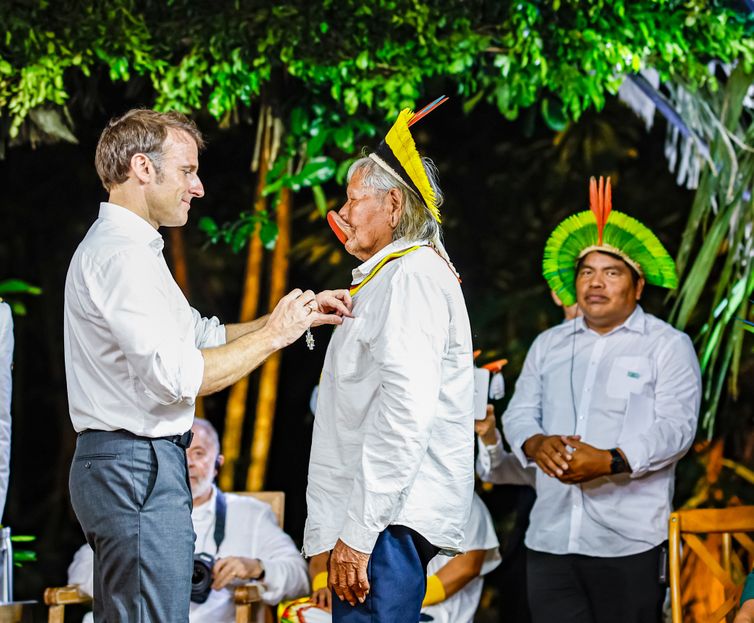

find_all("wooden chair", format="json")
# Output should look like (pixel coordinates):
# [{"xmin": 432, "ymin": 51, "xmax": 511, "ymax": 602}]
[
  {"xmin": 669, "ymin": 505, "xmax": 754, "ymax": 623},
  {"xmin": 45, "ymin": 491, "xmax": 286, "ymax": 623}
]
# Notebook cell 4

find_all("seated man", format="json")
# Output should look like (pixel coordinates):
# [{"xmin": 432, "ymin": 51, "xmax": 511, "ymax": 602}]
[
  {"xmin": 68, "ymin": 418, "xmax": 309, "ymax": 622},
  {"xmin": 298, "ymin": 492, "xmax": 500, "ymax": 623}
]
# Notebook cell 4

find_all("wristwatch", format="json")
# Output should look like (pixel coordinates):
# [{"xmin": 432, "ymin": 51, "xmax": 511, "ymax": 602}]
[{"xmin": 609, "ymin": 448, "xmax": 629, "ymax": 474}]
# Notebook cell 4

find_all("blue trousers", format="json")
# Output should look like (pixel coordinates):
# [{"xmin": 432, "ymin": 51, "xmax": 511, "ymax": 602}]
[
  {"xmin": 69, "ymin": 430, "xmax": 194, "ymax": 622},
  {"xmin": 332, "ymin": 525, "xmax": 439, "ymax": 623}
]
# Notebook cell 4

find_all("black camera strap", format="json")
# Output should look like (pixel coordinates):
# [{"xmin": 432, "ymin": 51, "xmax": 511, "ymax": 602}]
[{"xmin": 213, "ymin": 490, "xmax": 227, "ymax": 554}]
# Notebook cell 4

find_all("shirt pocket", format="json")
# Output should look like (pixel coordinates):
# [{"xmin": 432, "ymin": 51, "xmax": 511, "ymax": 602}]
[{"xmin": 606, "ymin": 356, "xmax": 653, "ymax": 400}]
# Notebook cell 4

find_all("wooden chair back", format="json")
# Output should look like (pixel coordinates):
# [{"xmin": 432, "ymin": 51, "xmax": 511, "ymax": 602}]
[
  {"xmin": 669, "ymin": 506, "xmax": 754, "ymax": 623},
  {"xmin": 235, "ymin": 491, "xmax": 285, "ymax": 527}
]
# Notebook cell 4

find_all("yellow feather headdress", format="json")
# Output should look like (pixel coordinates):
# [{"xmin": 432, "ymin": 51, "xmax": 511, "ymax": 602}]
[{"xmin": 369, "ymin": 96, "xmax": 448, "ymax": 223}]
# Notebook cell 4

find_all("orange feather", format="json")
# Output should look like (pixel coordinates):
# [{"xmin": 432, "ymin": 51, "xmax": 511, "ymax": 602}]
[{"xmin": 589, "ymin": 176, "xmax": 612, "ymax": 245}]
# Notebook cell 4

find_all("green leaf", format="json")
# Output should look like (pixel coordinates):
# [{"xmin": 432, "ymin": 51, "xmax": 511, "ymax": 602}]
[
  {"xmin": 197, "ymin": 216, "xmax": 219, "ymax": 237},
  {"xmin": 0, "ymin": 280, "xmax": 42, "ymax": 296},
  {"xmin": 259, "ymin": 220, "xmax": 279, "ymax": 249},
  {"xmin": 312, "ymin": 184, "xmax": 327, "ymax": 217},
  {"xmin": 333, "ymin": 126, "xmax": 354, "ymax": 152},
  {"xmin": 297, "ymin": 156, "xmax": 336, "ymax": 187}
]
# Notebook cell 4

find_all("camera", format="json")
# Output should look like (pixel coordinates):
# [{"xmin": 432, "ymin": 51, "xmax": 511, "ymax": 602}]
[{"xmin": 191, "ymin": 552, "xmax": 215, "ymax": 604}]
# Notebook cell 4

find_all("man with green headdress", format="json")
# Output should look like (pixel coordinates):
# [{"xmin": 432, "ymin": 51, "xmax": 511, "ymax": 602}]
[{"xmin": 501, "ymin": 177, "xmax": 702, "ymax": 623}]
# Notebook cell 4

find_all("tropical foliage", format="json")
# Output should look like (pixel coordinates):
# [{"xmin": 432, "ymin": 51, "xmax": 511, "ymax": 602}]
[{"xmin": 2, "ymin": 0, "xmax": 754, "ymax": 470}]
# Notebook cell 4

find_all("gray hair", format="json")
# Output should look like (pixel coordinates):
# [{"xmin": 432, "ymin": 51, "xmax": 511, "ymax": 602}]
[
  {"xmin": 191, "ymin": 418, "xmax": 221, "ymax": 455},
  {"xmin": 346, "ymin": 156, "xmax": 444, "ymax": 244}
]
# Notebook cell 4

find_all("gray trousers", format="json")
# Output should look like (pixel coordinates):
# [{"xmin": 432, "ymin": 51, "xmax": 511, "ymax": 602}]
[{"xmin": 69, "ymin": 430, "xmax": 194, "ymax": 622}]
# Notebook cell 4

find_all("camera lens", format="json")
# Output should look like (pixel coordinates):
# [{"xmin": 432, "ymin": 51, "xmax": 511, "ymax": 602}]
[{"xmin": 191, "ymin": 552, "xmax": 215, "ymax": 604}]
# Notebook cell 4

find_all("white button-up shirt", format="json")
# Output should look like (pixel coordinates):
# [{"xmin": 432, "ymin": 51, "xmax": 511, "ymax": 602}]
[
  {"xmin": 503, "ymin": 306, "xmax": 701, "ymax": 557},
  {"xmin": 304, "ymin": 238, "xmax": 475, "ymax": 555},
  {"xmin": 69, "ymin": 487, "xmax": 309, "ymax": 623},
  {"xmin": 64, "ymin": 203, "xmax": 225, "ymax": 437},
  {"xmin": 0, "ymin": 303, "xmax": 12, "ymax": 521}
]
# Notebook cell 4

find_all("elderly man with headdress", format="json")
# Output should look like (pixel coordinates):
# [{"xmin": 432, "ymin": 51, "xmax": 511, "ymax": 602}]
[
  {"xmin": 303, "ymin": 97, "xmax": 475, "ymax": 623},
  {"xmin": 501, "ymin": 177, "xmax": 702, "ymax": 623}
]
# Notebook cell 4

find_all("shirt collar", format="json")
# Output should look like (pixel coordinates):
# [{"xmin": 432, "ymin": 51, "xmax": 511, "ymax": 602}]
[
  {"xmin": 351, "ymin": 237, "xmax": 429, "ymax": 285},
  {"xmin": 568, "ymin": 305, "xmax": 646, "ymax": 337},
  {"xmin": 98, "ymin": 202, "xmax": 164, "ymax": 253}
]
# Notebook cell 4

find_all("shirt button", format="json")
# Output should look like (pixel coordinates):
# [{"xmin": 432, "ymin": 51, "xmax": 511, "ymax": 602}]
[{"xmin": 579, "ymin": 416, "xmax": 584, "ymax": 420}]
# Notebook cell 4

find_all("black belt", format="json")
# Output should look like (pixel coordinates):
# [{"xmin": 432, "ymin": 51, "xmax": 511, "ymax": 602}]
[{"xmin": 79, "ymin": 429, "xmax": 194, "ymax": 449}]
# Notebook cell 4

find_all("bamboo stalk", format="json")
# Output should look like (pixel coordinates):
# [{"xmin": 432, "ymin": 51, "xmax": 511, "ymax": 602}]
[
  {"xmin": 246, "ymin": 186, "xmax": 291, "ymax": 491},
  {"xmin": 167, "ymin": 228, "xmax": 205, "ymax": 418},
  {"xmin": 219, "ymin": 105, "xmax": 270, "ymax": 490}
]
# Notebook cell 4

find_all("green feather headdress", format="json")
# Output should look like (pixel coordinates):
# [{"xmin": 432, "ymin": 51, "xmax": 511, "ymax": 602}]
[{"xmin": 543, "ymin": 176, "xmax": 678, "ymax": 307}]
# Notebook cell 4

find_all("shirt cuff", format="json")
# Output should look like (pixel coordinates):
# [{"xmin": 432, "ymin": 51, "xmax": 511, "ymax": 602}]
[
  {"xmin": 617, "ymin": 438, "xmax": 650, "ymax": 478},
  {"xmin": 508, "ymin": 426, "xmax": 543, "ymax": 468},
  {"xmin": 339, "ymin": 517, "xmax": 380, "ymax": 555}
]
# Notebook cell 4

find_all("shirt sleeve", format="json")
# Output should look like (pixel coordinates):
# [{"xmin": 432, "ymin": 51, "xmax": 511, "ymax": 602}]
[
  {"xmin": 88, "ymin": 248, "xmax": 204, "ymax": 406},
  {"xmin": 67, "ymin": 543, "xmax": 95, "ymax": 598},
  {"xmin": 191, "ymin": 307, "xmax": 226, "ymax": 349},
  {"xmin": 501, "ymin": 334, "xmax": 548, "ymax": 468},
  {"xmin": 254, "ymin": 506, "xmax": 310, "ymax": 605},
  {"xmin": 339, "ymin": 270, "xmax": 449, "ymax": 554},
  {"xmin": 0, "ymin": 304, "xmax": 13, "ymax": 522},
  {"xmin": 475, "ymin": 432, "xmax": 536, "ymax": 487},
  {"xmin": 619, "ymin": 332, "xmax": 701, "ymax": 478}
]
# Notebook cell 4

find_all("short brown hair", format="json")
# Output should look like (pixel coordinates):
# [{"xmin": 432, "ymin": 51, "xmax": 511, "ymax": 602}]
[{"xmin": 94, "ymin": 109, "xmax": 205, "ymax": 191}]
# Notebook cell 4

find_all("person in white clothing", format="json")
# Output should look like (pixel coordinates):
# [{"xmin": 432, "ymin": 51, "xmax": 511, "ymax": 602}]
[
  {"xmin": 68, "ymin": 418, "xmax": 309, "ymax": 623},
  {"xmin": 0, "ymin": 301, "xmax": 12, "ymax": 522},
  {"xmin": 304, "ymin": 99, "xmax": 475, "ymax": 623},
  {"xmin": 503, "ymin": 177, "xmax": 702, "ymax": 623},
  {"xmin": 65, "ymin": 109, "xmax": 350, "ymax": 621}
]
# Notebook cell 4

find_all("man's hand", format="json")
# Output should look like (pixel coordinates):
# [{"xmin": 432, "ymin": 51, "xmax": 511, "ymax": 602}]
[
  {"xmin": 556, "ymin": 436, "xmax": 612, "ymax": 484},
  {"xmin": 523, "ymin": 433, "xmax": 574, "ymax": 478},
  {"xmin": 313, "ymin": 290, "xmax": 353, "ymax": 326},
  {"xmin": 265, "ymin": 289, "xmax": 343, "ymax": 349},
  {"xmin": 474, "ymin": 406, "xmax": 498, "ymax": 446},
  {"xmin": 329, "ymin": 539, "xmax": 370, "ymax": 606},
  {"xmin": 211, "ymin": 556, "xmax": 263, "ymax": 590}
]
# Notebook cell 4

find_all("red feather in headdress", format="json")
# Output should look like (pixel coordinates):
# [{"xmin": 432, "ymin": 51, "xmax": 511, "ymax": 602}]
[{"xmin": 589, "ymin": 176, "xmax": 612, "ymax": 245}]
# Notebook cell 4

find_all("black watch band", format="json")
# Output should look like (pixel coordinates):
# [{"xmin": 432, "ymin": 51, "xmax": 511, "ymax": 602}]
[{"xmin": 609, "ymin": 448, "xmax": 628, "ymax": 474}]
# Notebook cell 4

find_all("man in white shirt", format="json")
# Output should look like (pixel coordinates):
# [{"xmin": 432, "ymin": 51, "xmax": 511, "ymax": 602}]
[
  {"xmin": 503, "ymin": 177, "xmax": 702, "ymax": 623},
  {"xmin": 68, "ymin": 419, "xmax": 309, "ymax": 623},
  {"xmin": 0, "ymin": 301, "xmax": 12, "ymax": 522},
  {"xmin": 64, "ymin": 109, "xmax": 350, "ymax": 622},
  {"xmin": 304, "ymin": 100, "xmax": 475, "ymax": 623}
]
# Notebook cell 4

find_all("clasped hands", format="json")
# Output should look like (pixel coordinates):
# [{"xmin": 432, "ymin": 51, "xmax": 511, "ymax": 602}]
[{"xmin": 523, "ymin": 434, "xmax": 613, "ymax": 484}]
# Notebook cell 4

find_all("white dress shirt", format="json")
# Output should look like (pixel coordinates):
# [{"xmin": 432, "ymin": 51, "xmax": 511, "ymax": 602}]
[
  {"xmin": 64, "ymin": 203, "xmax": 225, "ymax": 437},
  {"xmin": 304, "ymin": 238, "xmax": 475, "ymax": 556},
  {"xmin": 422, "ymin": 493, "xmax": 501, "ymax": 623},
  {"xmin": 503, "ymin": 305, "xmax": 701, "ymax": 557},
  {"xmin": 69, "ymin": 487, "xmax": 309, "ymax": 623},
  {"xmin": 0, "ymin": 303, "xmax": 12, "ymax": 521}
]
